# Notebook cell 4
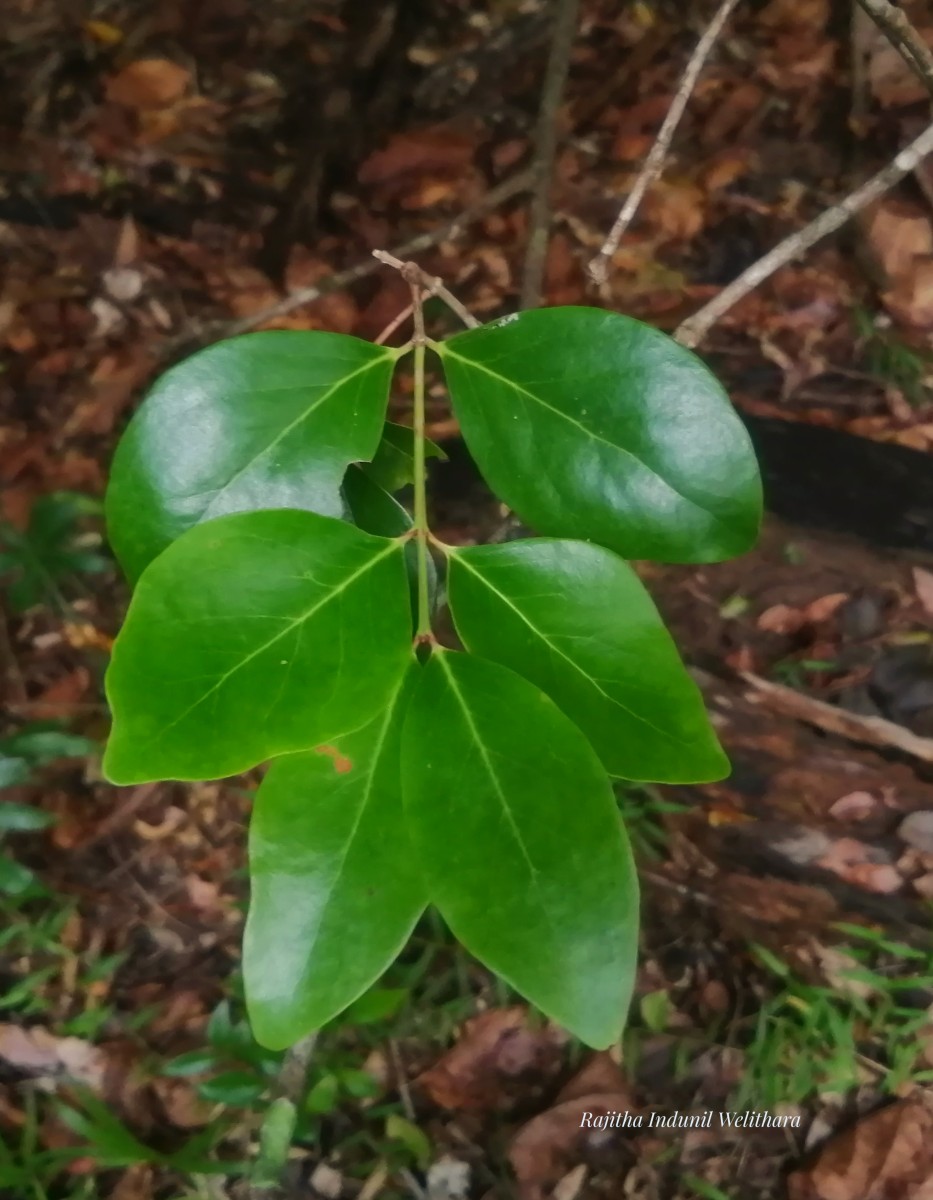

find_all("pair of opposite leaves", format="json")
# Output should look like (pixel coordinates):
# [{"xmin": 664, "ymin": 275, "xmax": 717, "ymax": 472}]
[{"xmin": 102, "ymin": 307, "xmax": 762, "ymax": 1050}]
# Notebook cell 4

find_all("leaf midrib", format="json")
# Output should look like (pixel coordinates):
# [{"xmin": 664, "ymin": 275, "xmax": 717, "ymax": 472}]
[
  {"xmin": 436, "ymin": 653, "xmax": 560, "ymax": 945},
  {"xmin": 298, "ymin": 678, "xmax": 410, "ymax": 982},
  {"xmin": 440, "ymin": 346, "xmax": 734, "ymax": 529},
  {"xmin": 200, "ymin": 352, "xmax": 390, "ymax": 519},
  {"xmin": 141, "ymin": 537, "xmax": 401, "ymax": 746},
  {"xmin": 451, "ymin": 552, "xmax": 693, "ymax": 748}
]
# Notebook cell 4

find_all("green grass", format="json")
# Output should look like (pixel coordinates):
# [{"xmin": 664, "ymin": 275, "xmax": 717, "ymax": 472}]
[
  {"xmin": 735, "ymin": 934, "xmax": 933, "ymax": 1107},
  {"xmin": 854, "ymin": 308, "xmax": 932, "ymax": 406}
]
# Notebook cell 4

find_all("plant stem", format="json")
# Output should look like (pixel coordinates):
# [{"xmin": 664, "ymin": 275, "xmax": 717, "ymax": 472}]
[{"xmin": 407, "ymin": 272, "xmax": 433, "ymax": 641}]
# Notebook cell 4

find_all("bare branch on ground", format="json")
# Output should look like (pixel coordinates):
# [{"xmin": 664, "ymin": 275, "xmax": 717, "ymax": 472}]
[
  {"xmin": 675, "ymin": 118, "xmax": 933, "ymax": 347},
  {"xmin": 588, "ymin": 0, "xmax": 742, "ymax": 288},
  {"xmin": 520, "ymin": 0, "xmax": 581, "ymax": 309},
  {"xmin": 211, "ymin": 171, "xmax": 531, "ymax": 341},
  {"xmin": 741, "ymin": 671, "xmax": 933, "ymax": 763},
  {"xmin": 854, "ymin": 0, "xmax": 933, "ymax": 97}
]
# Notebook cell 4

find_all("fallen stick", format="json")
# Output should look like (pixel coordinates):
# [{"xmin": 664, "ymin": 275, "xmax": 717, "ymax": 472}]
[
  {"xmin": 214, "ymin": 170, "xmax": 532, "ymax": 340},
  {"xmin": 520, "ymin": 0, "xmax": 581, "ymax": 309},
  {"xmin": 741, "ymin": 671, "xmax": 933, "ymax": 764},
  {"xmin": 675, "ymin": 117, "xmax": 933, "ymax": 348},
  {"xmin": 588, "ymin": 0, "xmax": 741, "ymax": 288},
  {"xmin": 854, "ymin": 0, "xmax": 933, "ymax": 98}
]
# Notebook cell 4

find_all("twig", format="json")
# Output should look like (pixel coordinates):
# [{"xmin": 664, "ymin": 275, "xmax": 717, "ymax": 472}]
[
  {"xmin": 588, "ymin": 0, "xmax": 742, "ymax": 288},
  {"xmin": 373, "ymin": 250, "xmax": 479, "ymax": 329},
  {"xmin": 520, "ymin": 0, "xmax": 581, "ymax": 309},
  {"xmin": 741, "ymin": 671, "xmax": 933, "ymax": 763},
  {"xmin": 276, "ymin": 1033, "xmax": 318, "ymax": 1106},
  {"xmin": 214, "ymin": 173, "xmax": 529, "ymax": 341},
  {"xmin": 0, "ymin": 602, "xmax": 27, "ymax": 707},
  {"xmin": 854, "ymin": 0, "xmax": 933, "ymax": 97},
  {"xmin": 245, "ymin": 1033, "xmax": 318, "ymax": 1199},
  {"xmin": 675, "ymin": 118, "xmax": 933, "ymax": 348},
  {"xmin": 388, "ymin": 1038, "xmax": 417, "ymax": 1122},
  {"xmin": 77, "ymin": 782, "xmax": 161, "ymax": 854}
]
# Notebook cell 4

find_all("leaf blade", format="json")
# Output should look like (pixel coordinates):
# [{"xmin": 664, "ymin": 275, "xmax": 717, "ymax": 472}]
[
  {"xmin": 436, "ymin": 308, "xmax": 761, "ymax": 563},
  {"xmin": 362, "ymin": 422, "xmax": 446, "ymax": 495},
  {"xmin": 245, "ymin": 669, "xmax": 426, "ymax": 1049},
  {"xmin": 107, "ymin": 331, "xmax": 397, "ymax": 580},
  {"xmin": 103, "ymin": 510, "xmax": 411, "ymax": 784},
  {"xmin": 402, "ymin": 650, "xmax": 638, "ymax": 1048},
  {"xmin": 447, "ymin": 539, "xmax": 728, "ymax": 782}
]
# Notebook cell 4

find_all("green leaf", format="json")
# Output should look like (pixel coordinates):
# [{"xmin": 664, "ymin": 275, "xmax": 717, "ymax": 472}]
[
  {"xmin": 162, "ymin": 1050, "xmax": 219, "ymax": 1078},
  {"xmin": 102, "ymin": 510, "xmax": 412, "ymax": 785},
  {"xmin": 362, "ymin": 421, "xmax": 446, "ymax": 494},
  {"xmin": 342, "ymin": 466, "xmax": 437, "ymax": 621},
  {"xmin": 342, "ymin": 466, "xmax": 411, "ymax": 538},
  {"xmin": 0, "ymin": 492, "xmax": 107, "ymax": 611},
  {"xmin": 0, "ymin": 802, "xmax": 55, "ymax": 832},
  {"xmin": 106, "ymin": 331, "xmax": 399, "ymax": 581},
  {"xmin": 435, "ymin": 308, "xmax": 761, "ymax": 563},
  {"xmin": 342, "ymin": 985, "xmax": 409, "ymax": 1026},
  {"xmin": 446, "ymin": 539, "xmax": 728, "ymax": 782},
  {"xmin": 198, "ymin": 1071, "xmax": 265, "ymax": 1107},
  {"xmin": 0, "ymin": 760, "xmax": 31, "ymax": 790},
  {"xmin": 305, "ymin": 1074, "xmax": 340, "ymax": 1113},
  {"xmin": 402, "ymin": 650, "xmax": 638, "ymax": 1048},
  {"xmin": 385, "ymin": 1114, "xmax": 432, "ymax": 1168},
  {"xmin": 245, "ymin": 671, "xmax": 426, "ymax": 1050},
  {"xmin": 0, "ymin": 728, "xmax": 98, "ymax": 765},
  {"xmin": 0, "ymin": 855, "xmax": 36, "ymax": 896}
]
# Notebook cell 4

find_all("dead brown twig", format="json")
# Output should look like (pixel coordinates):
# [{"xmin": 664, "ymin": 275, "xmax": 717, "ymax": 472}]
[
  {"xmin": 854, "ymin": 0, "xmax": 933, "ymax": 97},
  {"xmin": 740, "ymin": 671, "xmax": 933, "ymax": 764},
  {"xmin": 674, "ymin": 118, "xmax": 933, "ymax": 347},
  {"xmin": 212, "ymin": 172, "xmax": 530, "ymax": 341},
  {"xmin": 520, "ymin": 0, "xmax": 581, "ymax": 309},
  {"xmin": 588, "ymin": 0, "xmax": 742, "ymax": 288},
  {"xmin": 372, "ymin": 250, "xmax": 479, "ymax": 329}
]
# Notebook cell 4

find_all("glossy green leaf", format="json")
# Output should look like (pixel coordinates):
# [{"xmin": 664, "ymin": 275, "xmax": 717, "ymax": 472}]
[
  {"xmin": 362, "ymin": 422, "xmax": 446, "ymax": 494},
  {"xmin": 245, "ymin": 671, "xmax": 426, "ymax": 1050},
  {"xmin": 446, "ymin": 539, "xmax": 728, "ymax": 783},
  {"xmin": 402, "ymin": 650, "xmax": 638, "ymax": 1048},
  {"xmin": 103, "ymin": 510, "xmax": 411, "ymax": 785},
  {"xmin": 436, "ymin": 307, "xmax": 761, "ymax": 563},
  {"xmin": 342, "ymin": 466, "xmax": 437, "ymax": 620},
  {"xmin": 342, "ymin": 466, "xmax": 411, "ymax": 539},
  {"xmin": 107, "ymin": 331, "xmax": 398, "ymax": 581}
]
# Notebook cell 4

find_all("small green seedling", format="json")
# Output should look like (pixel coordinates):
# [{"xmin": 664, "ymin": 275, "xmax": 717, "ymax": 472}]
[
  {"xmin": 101, "ymin": 265, "xmax": 762, "ymax": 1052},
  {"xmin": 0, "ymin": 724, "xmax": 97, "ymax": 896},
  {"xmin": 0, "ymin": 491, "xmax": 109, "ymax": 612}
]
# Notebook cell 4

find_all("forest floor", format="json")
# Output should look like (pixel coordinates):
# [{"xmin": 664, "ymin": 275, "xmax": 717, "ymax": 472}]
[{"xmin": 4, "ymin": 0, "xmax": 933, "ymax": 1198}]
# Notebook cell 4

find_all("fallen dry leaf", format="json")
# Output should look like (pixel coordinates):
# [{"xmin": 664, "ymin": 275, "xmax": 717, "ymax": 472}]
[
  {"xmin": 805, "ymin": 593, "xmax": 849, "ymax": 623},
  {"xmin": 0, "ymin": 1025, "xmax": 107, "ymax": 1091},
  {"xmin": 860, "ymin": 197, "xmax": 933, "ymax": 330},
  {"xmin": 509, "ymin": 1053, "xmax": 636, "ymax": 1200},
  {"xmin": 109, "ymin": 1164, "xmax": 154, "ymax": 1200},
  {"xmin": 899, "ymin": 811, "xmax": 933, "ymax": 854},
  {"xmin": 815, "ymin": 838, "xmax": 902, "ymax": 894},
  {"xmin": 758, "ymin": 604, "xmax": 807, "ymax": 634},
  {"xmin": 105, "ymin": 59, "xmax": 191, "ymax": 110},
  {"xmin": 418, "ymin": 1007, "xmax": 567, "ymax": 1112},
  {"xmin": 788, "ymin": 1094, "xmax": 933, "ymax": 1200},
  {"xmin": 357, "ymin": 127, "xmax": 475, "ymax": 186},
  {"xmin": 828, "ymin": 791, "xmax": 877, "ymax": 821}
]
